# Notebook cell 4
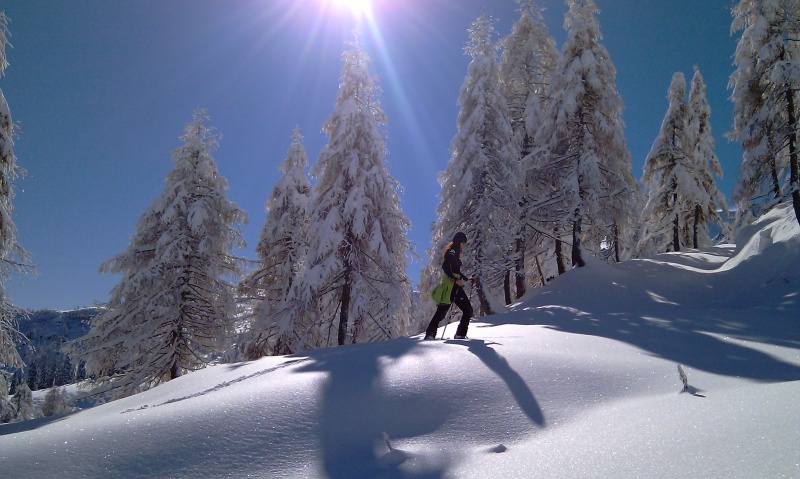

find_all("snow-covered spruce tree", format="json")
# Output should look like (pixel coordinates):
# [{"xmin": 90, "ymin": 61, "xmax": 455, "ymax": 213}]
[
  {"xmin": 237, "ymin": 127, "xmax": 311, "ymax": 358},
  {"xmin": 422, "ymin": 13, "xmax": 520, "ymax": 317},
  {"xmin": 499, "ymin": 0, "xmax": 558, "ymax": 300},
  {"xmin": 685, "ymin": 66, "xmax": 728, "ymax": 248},
  {"xmin": 728, "ymin": 0, "xmax": 800, "ymax": 227},
  {"xmin": 66, "ymin": 110, "xmax": 246, "ymax": 399},
  {"xmin": 640, "ymin": 73, "xmax": 694, "ymax": 255},
  {"xmin": 286, "ymin": 35, "xmax": 412, "ymax": 349},
  {"xmin": 533, "ymin": 0, "xmax": 640, "ymax": 268},
  {"xmin": 0, "ymin": 12, "xmax": 29, "ymax": 374}
]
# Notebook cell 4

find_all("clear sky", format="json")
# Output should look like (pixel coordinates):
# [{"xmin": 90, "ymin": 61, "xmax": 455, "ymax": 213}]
[{"xmin": 2, "ymin": 0, "xmax": 739, "ymax": 311}]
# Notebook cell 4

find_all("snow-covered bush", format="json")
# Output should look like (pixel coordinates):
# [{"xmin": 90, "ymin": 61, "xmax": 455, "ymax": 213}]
[
  {"xmin": 9, "ymin": 382, "xmax": 38, "ymax": 422},
  {"xmin": 41, "ymin": 385, "xmax": 72, "ymax": 417}
]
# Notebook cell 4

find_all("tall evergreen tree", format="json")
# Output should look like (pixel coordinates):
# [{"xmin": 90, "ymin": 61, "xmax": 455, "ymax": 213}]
[
  {"xmin": 66, "ymin": 110, "xmax": 246, "ymax": 398},
  {"xmin": 0, "ymin": 13, "xmax": 29, "ymax": 373},
  {"xmin": 238, "ymin": 127, "xmax": 311, "ymax": 357},
  {"xmin": 287, "ymin": 35, "xmax": 412, "ymax": 349},
  {"xmin": 640, "ymin": 73, "xmax": 693, "ymax": 255},
  {"xmin": 499, "ymin": 0, "xmax": 558, "ymax": 300},
  {"xmin": 422, "ymin": 13, "xmax": 520, "ymax": 317},
  {"xmin": 686, "ymin": 66, "xmax": 728, "ymax": 248},
  {"xmin": 534, "ymin": 0, "xmax": 639, "ymax": 269},
  {"xmin": 728, "ymin": 0, "xmax": 800, "ymax": 227}
]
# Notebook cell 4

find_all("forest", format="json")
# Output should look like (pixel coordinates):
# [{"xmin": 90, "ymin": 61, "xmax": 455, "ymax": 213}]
[{"xmin": 1, "ymin": 0, "xmax": 798, "ymax": 422}]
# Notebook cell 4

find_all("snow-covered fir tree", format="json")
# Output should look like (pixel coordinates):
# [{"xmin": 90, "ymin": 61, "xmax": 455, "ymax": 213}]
[
  {"xmin": 422, "ymin": 13, "xmax": 520, "ymax": 317},
  {"xmin": 283, "ymin": 35, "xmax": 412, "ymax": 349},
  {"xmin": 685, "ymin": 66, "xmax": 728, "ymax": 248},
  {"xmin": 642, "ymin": 69, "xmax": 728, "ymax": 255},
  {"xmin": 728, "ymin": 0, "xmax": 800, "ymax": 227},
  {"xmin": 640, "ymin": 73, "xmax": 693, "ymax": 255},
  {"xmin": 499, "ymin": 0, "xmax": 558, "ymax": 300},
  {"xmin": 66, "ymin": 110, "xmax": 246, "ymax": 399},
  {"xmin": 533, "ymin": 0, "xmax": 639, "ymax": 268},
  {"xmin": 237, "ymin": 127, "xmax": 311, "ymax": 358},
  {"xmin": 0, "ymin": 12, "xmax": 29, "ymax": 373}
]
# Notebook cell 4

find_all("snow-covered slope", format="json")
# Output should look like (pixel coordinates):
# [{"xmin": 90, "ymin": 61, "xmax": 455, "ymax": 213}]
[{"xmin": 1, "ymin": 204, "xmax": 798, "ymax": 479}]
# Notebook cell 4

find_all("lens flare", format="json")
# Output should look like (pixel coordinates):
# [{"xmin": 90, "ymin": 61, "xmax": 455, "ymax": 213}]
[{"xmin": 330, "ymin": 0, "xmax": 372, "ymax": 17}]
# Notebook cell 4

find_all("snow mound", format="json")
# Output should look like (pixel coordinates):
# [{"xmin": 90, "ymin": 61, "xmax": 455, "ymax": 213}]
[{"xmin": 726, "ymin": 202, "xmax": 800, "ymax": 269}]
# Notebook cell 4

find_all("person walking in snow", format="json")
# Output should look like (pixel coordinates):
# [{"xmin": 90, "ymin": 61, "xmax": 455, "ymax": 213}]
[{"xmin": 425, "ymin": 231, "xmax": 474, "ymax": 340}]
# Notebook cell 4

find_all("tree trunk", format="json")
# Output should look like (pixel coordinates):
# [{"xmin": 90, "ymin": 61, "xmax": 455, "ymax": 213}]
[
  {"xmin": 337, "ymin": 278, "xmax": 351, "ymax": 346},
  {"xmin": 516, "ymin": 134, "xmax": 531, "ymax": 296},
  {"xmin": 693, "ymin": 204, "xmax": 701, "ymax": 249},
  {"xmin": 535, "ymin": 253, "xmax": 546, "ymax": 287},
  {"xmin": 672, "ymin": 213, "xmax": 681, "ymax": 252},
  {"xmin": 170, "ymin": 361, "xmax": 182, "ymax": 380},
  {"xmin": 474, "ymin": 276, "xmax": 493, "ymax": 316},
  {"xmin": 612, "ymin": 222, "xmax": 621, "ymax": 263},
  {"xmin": 171, "ymin": 288, "xmax": 187, "ymax": 380},
  {"xmin": 515, "ymin": 236, "xmax": 526, "ymax": 299},
  {"xmin": 337, "ymin": 231, "xmax": 354, "ymax": 346},
  {"xmin": 571, "ymin": 209, "xmax": 585, "ymax": 267},
  {"xmin": 765, "ymin": 124, "xmax": 782, "ymax": 201},
  {"xmin": 503, "ymin": 270, "xmax": 512, "ymax": 305},
  {"xmin": 555, "ymin": 228, "xmax": 566, "ymax": 275},
  {"xmin": 771, "ymin": 156, "xmax": 782, "ymax": 201},
  {"xmin": 170, "ymin": 324, "xmax": 183, "ymax": 379},
  {"xmin": 785, "ymin": 83, "xmax": 800, "ymax": 227},
  {"xmin": 273, "ymin": 335, "xmax": 292, "ymax": 356}
]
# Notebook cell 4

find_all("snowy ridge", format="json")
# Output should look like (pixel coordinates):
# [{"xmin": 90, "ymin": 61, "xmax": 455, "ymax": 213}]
[{"xmin": 1, "ymin": 205, "xmax": 798, "ymax": 478}]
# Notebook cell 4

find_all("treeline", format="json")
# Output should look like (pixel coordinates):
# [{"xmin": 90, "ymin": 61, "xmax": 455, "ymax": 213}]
[
  {"xmin": 0, "ymin": 309, "xmax": 96, "ymax": 423},
  {"xmin": 4, "ymin": 309, "xmax": 95, "ymax": 394},
  {"xmin": 0, "ymin": 1, "xmax": 798, "ymax": 412}
]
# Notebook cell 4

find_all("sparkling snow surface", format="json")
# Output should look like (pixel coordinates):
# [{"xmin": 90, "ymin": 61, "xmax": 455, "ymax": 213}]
[{"xmin": 2, "ymin": 204, "xmax": 799, "ymax": 478}]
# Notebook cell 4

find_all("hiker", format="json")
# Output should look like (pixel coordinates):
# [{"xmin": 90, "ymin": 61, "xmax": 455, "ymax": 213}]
[{"xmin": 425, "ymin": 231, "xmax": 474, "ymax": 340}]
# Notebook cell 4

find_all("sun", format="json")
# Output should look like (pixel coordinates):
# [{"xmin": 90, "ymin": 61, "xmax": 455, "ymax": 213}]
[{"xmin": 330, "ymin": 0, "xmax": 372, "ymax": 17}]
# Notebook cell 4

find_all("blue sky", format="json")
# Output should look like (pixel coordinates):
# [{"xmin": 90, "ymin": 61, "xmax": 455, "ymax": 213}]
[{"xmin": 3, "ymin": 0, "xmax": 739, "ymax": 311}]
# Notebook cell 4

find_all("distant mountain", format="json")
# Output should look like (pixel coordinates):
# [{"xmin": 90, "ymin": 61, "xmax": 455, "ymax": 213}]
[{"xmin": 6, "ymin": 308, "xmax": 101, "ymax": 393}]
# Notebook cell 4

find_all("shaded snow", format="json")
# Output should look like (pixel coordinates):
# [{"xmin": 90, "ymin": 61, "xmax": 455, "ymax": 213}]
[{"xmin": 1, "ymin": 204, "xmax": 799, "ymax": 478}]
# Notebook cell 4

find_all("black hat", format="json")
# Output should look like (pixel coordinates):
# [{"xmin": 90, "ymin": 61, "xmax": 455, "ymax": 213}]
[{"xmin": 452, "ymin": 231, "xmax": 467, "ymax": 244}]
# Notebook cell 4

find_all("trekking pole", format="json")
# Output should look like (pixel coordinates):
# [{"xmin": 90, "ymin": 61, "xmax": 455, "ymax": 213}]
[
  {"xmin": 468, "ymin": 277, "xmax": 476, "ymax": 305},
  {"xmin": 440, "ymin": 304, "xmax": 456, "ymax": 339}
]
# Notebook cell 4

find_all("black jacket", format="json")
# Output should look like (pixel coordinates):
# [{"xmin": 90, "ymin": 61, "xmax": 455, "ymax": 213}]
[{"xmin": 442, "ymin": 248, "xmax": 463, "ymax": 282}]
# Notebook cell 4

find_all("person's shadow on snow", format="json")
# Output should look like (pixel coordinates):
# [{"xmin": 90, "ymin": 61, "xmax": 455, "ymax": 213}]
[
  {"xmin": 447, "ymin": 338, "xmax": 545, "ymax": 427},
  {"xmin": 297, "ymin": 337, "xmax": 452, "ymax": 479}
]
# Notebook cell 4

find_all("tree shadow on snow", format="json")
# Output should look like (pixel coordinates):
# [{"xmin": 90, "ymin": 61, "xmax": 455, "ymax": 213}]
[
  {"xmin": 483, "ymin": 257, "xmax": 800, "ymax": 384},
  {"xmin": 0, "ymin": 412, "xmax": 73, "ymax": 436}
]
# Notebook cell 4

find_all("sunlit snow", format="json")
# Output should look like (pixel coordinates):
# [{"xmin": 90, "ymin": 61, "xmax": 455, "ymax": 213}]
[{"xmin": 1, "ymin": 204, "xmax": 798, "ymax": 478}]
